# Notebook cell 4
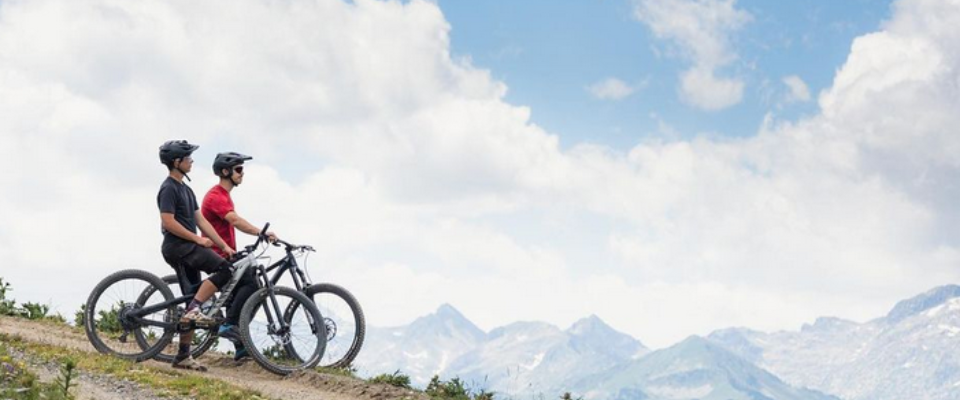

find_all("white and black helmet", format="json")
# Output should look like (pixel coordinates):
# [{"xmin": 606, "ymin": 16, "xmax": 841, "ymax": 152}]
[{"xmin": 213, "ymin": 152, "xmax": 252, "ymax": 177}]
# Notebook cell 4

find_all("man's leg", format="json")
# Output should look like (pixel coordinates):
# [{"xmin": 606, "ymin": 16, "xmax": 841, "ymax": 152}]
[
  {"xmin": 171, "ymin": 247, "xmax": 229, "ymax": 371},
  {"xmin": 219, "ymin": 268, "xmax": 256, "ymax": 360},
  {"xmin": 225, "ymin": 268, "xmax": 256, "ymax": 326},
  {"xmin": 179, "ymin": 247, "xmax": 230, "ymax": 327},
  {"xmin": 187, "ymin": 281, "xmax": 218, "ymax": 310},
  {"xmin": 169, "ymin": 260, "xmax": 208, "ymax": 371}
]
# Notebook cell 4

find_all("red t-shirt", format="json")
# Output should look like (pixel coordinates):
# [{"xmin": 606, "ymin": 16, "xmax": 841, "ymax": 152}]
[{"xmin": 201, "ymin": 185, "xmax": 235, "ymax": 258}]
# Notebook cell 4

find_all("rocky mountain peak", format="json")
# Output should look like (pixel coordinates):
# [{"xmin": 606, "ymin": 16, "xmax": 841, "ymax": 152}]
[
  {"xmin": 407, "ymin": 303, "xmax": 486, "ymax": 342},
  {"xmin": 567, "ymin": 314, "xmax": 609, "ymax": 335},
  {"xmin": 885, "ymin": 285, "xmax": 960, "ymax": 324}
]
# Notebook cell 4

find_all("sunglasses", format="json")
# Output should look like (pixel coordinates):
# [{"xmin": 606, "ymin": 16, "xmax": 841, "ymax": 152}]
[{"xmin": 233, "ymin": 166, "xmax": 244, "ymax": 174}]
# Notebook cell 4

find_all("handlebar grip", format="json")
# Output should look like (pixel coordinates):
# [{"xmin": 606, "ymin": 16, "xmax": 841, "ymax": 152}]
[{"xmin": 260, "ymin": 223, "xmax": 270, "ymax": 237}]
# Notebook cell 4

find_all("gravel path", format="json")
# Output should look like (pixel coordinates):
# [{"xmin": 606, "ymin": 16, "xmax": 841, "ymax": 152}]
[{"xmin": 0, "ymin": 316, "xmax": 425, "ymax": 400}]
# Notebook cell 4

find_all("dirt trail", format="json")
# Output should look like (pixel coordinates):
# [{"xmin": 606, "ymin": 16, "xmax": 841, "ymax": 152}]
[{"xmin": 0, "ymin": 316, "xmax": 424, "ymax": 400}]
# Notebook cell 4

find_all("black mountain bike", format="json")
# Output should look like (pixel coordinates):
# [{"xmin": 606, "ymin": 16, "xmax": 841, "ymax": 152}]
[
  {"xmin": 153, "ymin": 237, "xmax": 365, "ymax": 368},
  {"xmin": 84, "ymin": 224, "xmax": 327, "ymax": 375}
]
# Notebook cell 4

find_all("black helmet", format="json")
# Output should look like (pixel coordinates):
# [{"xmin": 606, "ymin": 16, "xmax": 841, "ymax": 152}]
[
  {"xmin": 213, "ymin": 152, "xmax": 253, "ymax": 177},
  {"xmin": 159, "ymin": 140, "xmax": 199, "ymax": 166}
]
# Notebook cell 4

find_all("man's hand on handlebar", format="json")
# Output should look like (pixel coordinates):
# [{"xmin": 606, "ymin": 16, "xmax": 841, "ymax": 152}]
[
  {"xmin": 266, "ymin": 231, "xmax": 279, "ymax": 244},
  {"xmin": 222, "ymin": 245, "xmax": 237, "ymax": 258}
]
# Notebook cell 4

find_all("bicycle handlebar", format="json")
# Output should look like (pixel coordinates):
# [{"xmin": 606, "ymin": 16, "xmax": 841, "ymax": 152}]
[
  {"xmin": 273, "ymin": 238, "xmax": 315, "ymax": 253},
  {"xmin": 226, "ymin": 223, "xmax": 272, "ymax": 263},
  {"xmin": 228, "ymin": 223, "xmax": 315, "ymax": 263}
]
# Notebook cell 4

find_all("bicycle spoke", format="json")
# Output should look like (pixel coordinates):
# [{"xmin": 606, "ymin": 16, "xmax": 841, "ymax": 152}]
[
  {"xmin": 85, "ymin": 270, "xmax": 175, "ymax": 361},
  {"xmin": 312, "ymin": 292, "xmax": 357, "ymax": 366},
  {"xmin": 241, "ymin": 287, "xmax": 325, "ymax": 374}
]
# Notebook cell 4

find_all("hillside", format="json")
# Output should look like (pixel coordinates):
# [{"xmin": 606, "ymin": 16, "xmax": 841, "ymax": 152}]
[{"xmin": 0, "ymin": 315, "xmax": 423, "ymax": 400}]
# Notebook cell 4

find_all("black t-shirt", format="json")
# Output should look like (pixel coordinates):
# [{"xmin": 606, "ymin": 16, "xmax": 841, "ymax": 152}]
[{"xmin": 157, "ymin": 177, "xmax": 199, "ymax": 254}]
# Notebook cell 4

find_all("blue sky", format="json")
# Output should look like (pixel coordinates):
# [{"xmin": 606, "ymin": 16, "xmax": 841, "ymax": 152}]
[{"xmin": 438, "ymin": 0, "xmax": 893, "ymax": 148}]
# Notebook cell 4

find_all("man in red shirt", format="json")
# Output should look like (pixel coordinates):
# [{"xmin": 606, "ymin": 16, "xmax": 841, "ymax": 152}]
[{"xmin": 201, "ymin": 152, "xmax": 277, "ymax": 361}]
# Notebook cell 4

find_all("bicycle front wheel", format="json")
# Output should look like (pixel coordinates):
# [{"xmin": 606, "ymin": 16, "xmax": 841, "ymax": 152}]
[
  {"xmin": 239, "ymin": 286, "xmax": 326, "ymax": 375},
  {"xmin": 84, "ymin": 269, "xmax": 175, "ymax": 361},
  {"xmin": 300, "ymin": 283, "xmax": 365, "ymax": 368}
]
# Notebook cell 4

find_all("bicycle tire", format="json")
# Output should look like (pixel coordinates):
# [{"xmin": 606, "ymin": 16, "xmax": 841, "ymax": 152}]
[
  {"xmin": 299, "ymin": 283, "xmax": 365, "ymax": 368},
  {"xmin": 148, "ymin": 275, "xmax": 221, "ymax": 363},
  {"xmin": 239, "ymin": 286, "xmax": 326, "ymax": 375},
  {"xmin": 84, "ymin": 269, "xmax": 175, "ymax": 362}
]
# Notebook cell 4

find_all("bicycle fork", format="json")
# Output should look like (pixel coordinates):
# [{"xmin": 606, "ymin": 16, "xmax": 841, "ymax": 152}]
[{"xmin": 257, "ymin": 265, "xmax": 293, "ymax": 343}]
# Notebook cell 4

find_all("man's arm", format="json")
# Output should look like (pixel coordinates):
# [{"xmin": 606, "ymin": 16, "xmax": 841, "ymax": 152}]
[
  {"xmin": 225, "ymin": 211, "xmax": 277, "ymax": 241},
  {"xmin": 161, "ymin": 213, "xmax": 212, "ymax": 247},
  {"xmin": 196, "ymin": 211, "xmax": 236, "ymax": 255}
]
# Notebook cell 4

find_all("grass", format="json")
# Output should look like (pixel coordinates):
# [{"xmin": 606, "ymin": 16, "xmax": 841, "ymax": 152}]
[
  {"xmin": 0, "ymin": 333, "xmax": 273, "ymax": 400},
  {"xmin": 0, "ymin": 341, "xmax": 75, "ymax": 400},
  {"xmin": 369, "ymin": 369, "xmax": 413, "ymax": 388}
]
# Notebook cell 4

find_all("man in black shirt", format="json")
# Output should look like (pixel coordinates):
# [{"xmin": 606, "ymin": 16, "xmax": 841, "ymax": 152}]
[{"xmin": 157, "ymin": 140, "xmax": 236, "ymax": 371}]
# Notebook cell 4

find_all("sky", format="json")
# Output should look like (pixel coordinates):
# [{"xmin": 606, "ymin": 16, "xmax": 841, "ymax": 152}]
[{"xmin": 0, "ymin": 0, "xmax": 959, "ymax": 349}]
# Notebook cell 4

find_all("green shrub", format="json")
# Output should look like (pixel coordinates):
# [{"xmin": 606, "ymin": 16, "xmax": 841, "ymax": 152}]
[
  {"xmin": 0, "ymin": 277, "xmax": 17, "ymax": 316},
  {"xmin": 96, "ymin": 303, "xmax": 124, "ymax": 333},
  {"xmin": 0, "ymin": 277, "xmax": 67, "ymax": 324},
  {"xmin": 48, "ymin": 313, "xmax": 67, "ymax": 324},
  {"xmin": 474, "ymin": 389, "xmax": 495, "ymax": 400},
  {"xmin": 261, "ymin": 343, "xmax": 293, "ymax": 362},
  {"xmin": 18, "ymin": 302, "xmax": 49, "ymax": 320},
  {"xmin": 426, "ymin": 375, "xmax": 470, "ymax": 399},
  {"xmin": 74, "ymin": 304, "xmax": 86, "ymax": 328},
  {"xmin": 369, "ymin": 370, "xmax": 412, "ymax": 388},
  {"xmin": 54, "ymin": 358, "xmax": 77, "ymax": 399},
  {"xmin": 425, "ymin": 375, "xmax": 495, "ymax": 400}
]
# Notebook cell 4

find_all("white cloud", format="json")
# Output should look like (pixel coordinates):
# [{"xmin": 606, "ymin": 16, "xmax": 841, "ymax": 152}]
[
  {"xmin": 633, "ymin": 0, "xmax": 751, "ymax": 110},
  {"xmin": 587, "ymin": 78, "xmax": 637, "ymax": 100},
  {"xmin": 1, "ymin": 0, "xmax": 960, "ymax": 350},
  {"xmin": 782, "ymin": 75, "xmax": 811, "ymax": 103},
  {"xmin": 679, "ymin": 66, "xmax": 744, "ymax": 110}
]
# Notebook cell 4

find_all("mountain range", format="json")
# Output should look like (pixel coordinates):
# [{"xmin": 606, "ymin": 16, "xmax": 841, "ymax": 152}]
[
  {"xmin": 352, "ymin": 286, "xmax": 960, "ymax": 400},
  {"xmin": 708, "ymin": 285, "xmax": 960, "ymax": 400}
]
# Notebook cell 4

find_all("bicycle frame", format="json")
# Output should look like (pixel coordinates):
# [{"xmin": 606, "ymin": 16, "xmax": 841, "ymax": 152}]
[
  {"xmin": 128, "ymin": 251, "xmax": 258, "ymax": 331},
  {"xmin": 264, "ymin": 251, "xmax": 311, "ymax": 292}
]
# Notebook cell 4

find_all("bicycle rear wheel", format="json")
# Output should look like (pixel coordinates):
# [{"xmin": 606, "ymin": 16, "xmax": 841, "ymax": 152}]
[
  {"xmin": 148, "ymin": 275, "xmax": 221, "ymax": 363},
  {"xmin": 300, "ymin": 283, "xmax": 365, "ymax": 368},
  {"xmin": 84, "ymin": 269, "xmax": 175, "ymax": 361},
  {"xmin": 239, "ymin": 286, "xmax": 326, "ymax": 375}
]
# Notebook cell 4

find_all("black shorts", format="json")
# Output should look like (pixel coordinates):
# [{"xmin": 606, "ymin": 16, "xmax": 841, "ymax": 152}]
[{"xmin": 161, "ymin": 241, "xmax": 234, "ymax": 291}]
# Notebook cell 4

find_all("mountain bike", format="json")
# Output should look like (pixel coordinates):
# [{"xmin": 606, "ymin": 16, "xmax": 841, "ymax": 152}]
[
  {"xmin": 153, "ymin": 237, "xmax": 365, "ymax": 368},
  {"xmin": 83, "ymin": 224, "xmax": 327, "ymax": 375}
]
